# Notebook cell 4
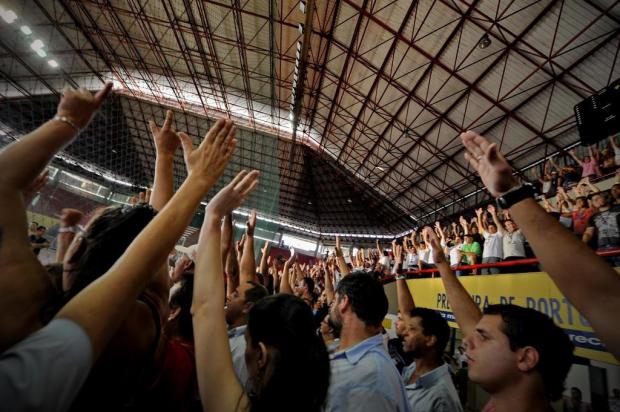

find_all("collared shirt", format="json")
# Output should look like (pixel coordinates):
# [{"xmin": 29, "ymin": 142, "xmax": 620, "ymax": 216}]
[
  {"xmin": 401, "ymin": 362, "xmax": 463, "ymax": 412},
  {"xmin": 326, "ymin": 334, "xmax": 411, "ymax": 412},
  {"xmin": 228, "ymin": 324, "xmax": 248, "ymax": 387}
]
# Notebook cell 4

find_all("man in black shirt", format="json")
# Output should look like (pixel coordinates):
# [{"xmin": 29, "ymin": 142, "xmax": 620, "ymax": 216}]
[
  {"xmin": 29, "ymin": 225, "xmax": 49, "ymax": 256},
  {"xmin": 583, "ymin": 192, "xmax": 620, "ymax": 266}
]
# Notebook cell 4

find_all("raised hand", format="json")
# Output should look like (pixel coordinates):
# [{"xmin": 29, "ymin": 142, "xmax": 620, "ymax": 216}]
[
  {"xmin": 60, "ymin": 208, "xmax": 83, "ymax": 227},
  {"xmin": 57, "ymin": 83, "xmax": 113, "ymax": 130},
  {"xmin": 335, "ymin": 235, "xmax": 342, "ymax": 256},
  {"xmin": 262, "ymin": 240, "xmax": 270, "ymax": 254},
  {"xmin": 149, "ymin": 110, "xmax": 181, "ymax": 156},
  {"xmin": 178, "ymin": 118, "xmax": 236, "ymax": 188},
  {"xmin": 422, "ymin": 227, "xmax": 447, "ymax": 265},
  {"xmin": 461, "ymin": 130, "xmax": 519, "ymax": 197},
  {"xmin": 475, "ymin": 208, "xmax": 483, "ymax": 217},
  {"xmin": 206, "ymin": 170, "xmax": 260, "ymax": 219},
  {"xmin": 246, "ymin": 210, "xmax": 257, "ymax": 236},
  {"xmin": 487, "ymin": 204, "xmax": 496, "ymax": 214}
]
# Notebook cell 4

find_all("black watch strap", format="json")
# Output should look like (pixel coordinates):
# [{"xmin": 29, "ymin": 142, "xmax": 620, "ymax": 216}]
[{"xmin": 496, "ymin": 182, "xmax": 536, "ymax": 209}]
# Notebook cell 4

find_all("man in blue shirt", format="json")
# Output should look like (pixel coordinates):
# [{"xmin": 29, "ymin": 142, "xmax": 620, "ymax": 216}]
[
  {"xmin": 326, "ymin": 272, "xmax": 411, "ymax": 412},
  {"xmin": 401, "ymin": 307, "xmax": 463, "ymax": 411}
]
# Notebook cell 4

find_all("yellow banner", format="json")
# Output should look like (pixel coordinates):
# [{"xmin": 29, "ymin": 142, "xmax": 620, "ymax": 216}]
[{"xmin": 404, "ymin": 272, "xmax": 618, "ymax": 365}]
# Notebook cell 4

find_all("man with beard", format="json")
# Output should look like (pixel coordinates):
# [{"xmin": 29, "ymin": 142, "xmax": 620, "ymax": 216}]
[
  {"xmin": 393, "ymin": 240, "xmax": 463, "ymax": 411},
  {"xmin": 325, "ymin": 271, "xmax": 410, "ymax": 412}
]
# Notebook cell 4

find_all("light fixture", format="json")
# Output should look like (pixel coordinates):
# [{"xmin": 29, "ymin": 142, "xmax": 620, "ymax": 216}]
[
  {"xmin": 30, "ymin": 39, "xmax": 44, "ymax": 51},
  {"xmin": 47, "ymin": 59, "xmax": 58, "ymax": 68},
  {"xmin": 478, "ymin": 34, "xmax": 491, "ymax": 49},
  {"xmin": 20, "ymin": 25, "xmax": 32, "ymax": 35},
  {"xmin": 347, "ymin": 198, "xmax": 352, "ymax": 203},
  {"xmin": 300, "ymin": 0, "xmax": 306, "ymax": 13},
  {"xmin": 36, "ymin": 49, "xmax": 46, "ymax": 58},
  {"xmin": 0, "ymin": 9, "xmax": 17, "ymax": 24}
]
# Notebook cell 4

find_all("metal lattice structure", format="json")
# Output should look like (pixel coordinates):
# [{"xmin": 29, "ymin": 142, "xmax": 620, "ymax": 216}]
[{"xmin": 1, "ymin": 0, "xmax": 619, "ymax": 237}]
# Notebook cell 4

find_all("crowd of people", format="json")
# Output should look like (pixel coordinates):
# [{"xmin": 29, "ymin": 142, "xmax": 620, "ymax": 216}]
[{"xmin": 1, "ymin": 84, "xmax": 620, "ymax": 412}]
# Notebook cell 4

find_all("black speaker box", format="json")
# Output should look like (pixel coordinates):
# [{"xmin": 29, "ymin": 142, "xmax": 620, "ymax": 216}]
[{"xmin": 574, "ymin": 78, "xmax": 620, "ymax": 146}]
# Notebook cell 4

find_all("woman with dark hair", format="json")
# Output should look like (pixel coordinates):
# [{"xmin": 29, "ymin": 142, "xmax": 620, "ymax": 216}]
[{"xmin": 192, "ymin": 171, "xmax": 330, "ymax": 412}]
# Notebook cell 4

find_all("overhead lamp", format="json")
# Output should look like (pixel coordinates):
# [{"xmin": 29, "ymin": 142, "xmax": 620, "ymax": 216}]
[
  {"xmin": 300, "ymin": 0, "xmax": 306, "ymax": 14},
  {"xmin": 30, "ymin": 39, "xmax": 44, "ymax": 50},
  {"xmin": 20, "ymin": 25, "xmax": 32, "ymax": 35},
  {"xmin": 0, "ymin": 9, "xmax": 17, "ymax": 24},
  {"xmin": 478, "ymin": 34, "xmax": 491, "ymax": 49},
  {"xmin": 298, "ymin": 23, "xmax": 304, "ymax": 34},
  {"xmin": 47, "ymin": 59, "xmax": 58, "ymax": 68},
  {"xmin": 35, "ymin": 49, "xmax": 46, "ymax": 58}
]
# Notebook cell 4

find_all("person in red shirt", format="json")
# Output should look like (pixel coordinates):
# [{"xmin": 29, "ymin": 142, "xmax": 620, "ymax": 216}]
[{"xmin": 572, "ymin": 197, "xmax": 596, "ymax": 236}]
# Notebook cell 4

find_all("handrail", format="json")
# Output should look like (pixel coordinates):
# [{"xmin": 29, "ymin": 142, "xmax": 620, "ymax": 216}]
[{"xmin": 382, "ymin": 248, "xmax": 620, "ymax": 283}]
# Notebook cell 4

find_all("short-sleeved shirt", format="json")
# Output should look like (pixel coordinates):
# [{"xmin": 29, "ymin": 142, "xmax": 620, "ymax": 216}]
[
  {"xmin": 502, "ymin": 230, "xmax": 526, "ymax": 258},
  {"xmin": 29, "ymin": 235, "xmax": 47, "ymax": 256},
  {"xmin": 0, "ymin": 318, "xmax": 93, "ymax": 412},
  {"xmin": 228, "ymin": 325, "xmax": 248, "ymax": 386},
  {"xmin": 587, "ymin": 206, "xmax": 620, "ymax": 249},
  {"xmin": 326, "ymin": 334, "xmax": 411, "ymax": 412},
  {"xmin": 572, "ymin": 208, "xmax": 596, "ymax": 235},
  {"xmin": 401, "ymin": 363, "xmax": 463, "ymax": 412},
  {"xmin": 581, "ymin": 160, "xmax": 599, "ymax": 178},
  {"xmin": 460, "ymin": 242, "xmax": 481, "ymax": 264},
  {"xmin": 406, "ymin": 252, "xmax": 419, "ymax": 268},
  {"xmin": 448, "ymin": 245, "xmax": 462, "ymax": 267},
  {"xmin": 482, "ymin": 233, "xmax": 503, "ymax": 259}
]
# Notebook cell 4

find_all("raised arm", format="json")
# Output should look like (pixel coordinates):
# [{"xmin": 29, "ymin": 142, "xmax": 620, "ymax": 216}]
[
  {"xmin": 393, "ymin": 241, "xmax": 415, "ymax": 315},
  {"xmin": 259, "ymin": 240, "xmax": 270, "ymax": 275},
  {"xmin": 425, "ymin": 227, "xmax": 482, "ymax": 337},
  {"xmin": 334, "ymin": 235, "xmax": 351, "ymax": 277},
  {"xmin": 221, "ymin": 214, "xmax": 233, "ymax": 273},
  {"xmin": 475, "ymin": 208, "xmax": 485, "ymax": 235},
  {"xmin": 462, "ymin": 130, "xmax": 620, "ymax": 360},
  {"xmin": 240, "ymin": 210, "xmax": 257, "ymax": 284},
  {"xmin": 192, "ymin": 170, "xmax": 259, "ymax": 412},
  {"xmin": 0, "ymin": 84, "xmax": 112, "ymax": 353},
  {"xmin": 488, "ymin": 204, "xmax": 506, "ymax": 235},
  {"xmin": 279, "ymin": 252, "xmax": 296, "ymax": 295},
  {"xmin": 459, "ymin": 216, "xmax": 469, "ymax": 235},
  {"xmin": 149, "ymin": 110, "xmax": 180, "ymax": 211},
  {"xmin": 57, "ymin": 117, "xmax": 236, "ymax": 360},
  {"xmin": 569, "ymin": 148, "xmax": 583, "ymax": 165},
  {"xmin": 435, "ymin": 221, "xmax": 447, "ymax": 245},
  {"xmin": 324, "ymin": 260, "xmax": 335, "ymax": 306}
]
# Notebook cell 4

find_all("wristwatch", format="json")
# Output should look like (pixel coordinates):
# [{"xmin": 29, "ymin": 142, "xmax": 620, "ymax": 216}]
[{"xmin": 495, "ymin": 182, "xmax": 536, "ymax": 209}]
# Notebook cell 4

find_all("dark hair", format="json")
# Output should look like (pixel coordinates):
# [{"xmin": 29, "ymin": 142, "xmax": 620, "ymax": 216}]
[
  {"xmin": 302, "ymin": 277, "xmax": 315, "ymax": 294},
  {"xmin": 335, "ymin": 271, "xmax": 388, "ymax": 328},
  {"xmin": 65, "ymin": 204, "xmax": 156, "ymax": 300},
  {"xmin": 247, "ymin": 294, "xmax": 329, "ymax": 412},
  {"xmin": 484, "ymin": 304, "xmax": 574, "ymax": 401},
  {"xmin": 409, "ymin": 307, "xmax": 450, "ymax": 359},
  {"xmin": 169, "ymin": 273, "xmax": 194, "ymax": 341},
  {"xmin": 37, "ymin": 225, "xmax": 46, "ymax": 231},
  {"xmin": 244, "ymin": 281, "xmax": 269, "ymax": 305}
]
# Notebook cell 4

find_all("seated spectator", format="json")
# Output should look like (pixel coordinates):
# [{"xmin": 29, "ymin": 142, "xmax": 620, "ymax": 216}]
[
  {"xmin": 30, "ymin": 225, "xmax": 50, "ymax": 257},
  {"xmin": 191, "ymin": 170, "xmax": 330, "ymax": 412},
  {"xmin": 326, "ymin": 271, "xmax": 410, "ymax": 411},
  {"xmin": 459, "ymin": 234, "xmax": 481, "ymax": 275}
]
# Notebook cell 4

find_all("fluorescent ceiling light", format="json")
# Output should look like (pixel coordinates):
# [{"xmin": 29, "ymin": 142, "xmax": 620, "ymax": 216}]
[
  {"xmin": 47, "ymin": 59, "xmax": 58, "ymax": 68},
  {"xmin": 0, "ymin": 9, "xmax": 17, "ymax": 24},
  {"xmin": 35, "ymin": 49, "xmax": 46, "ymax": 58},
  {"xmin": 20, "ymin": 25, "xmax": 31, "ymax": 35},
  {"xmin": 30, "ymin": 39, "xmax": 44, "ymax": 50}
]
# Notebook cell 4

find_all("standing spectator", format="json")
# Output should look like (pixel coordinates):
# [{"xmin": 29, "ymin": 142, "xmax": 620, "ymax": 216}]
[
  {"xmin": 29, "ymin": 226, "xmax": 49, "ymax": 257},
  {"xmin": 583, "ymin": 192, "xmax": 620, "ymax": 266},
  {"xmin": 611, "ymin": 183, "xmax": 620, "ymax": 205},
  {"xmin": 570, "ymin": 147, "xmax": 601, "ymax": 179},
  {"xmin": 326, "ymin": 272, "xmax": 410, "ymax": 412},
  {"xmin": 610, "ymin": 136, "xmax": 620, "ymax": 167},
  {"xmin": 571, "ymin": 197, "xmax": 596, "ymax": 237},
  {"xmin": 476, "ymin": 207, "xmax": 503, "ymax": 274},
  {"xmin": 28, "ymin": 221, "xmax": 39, "ymax": 237},
  {"xmin": 488, "ymin": 205, "xmax": 526, "ymax": 263}
]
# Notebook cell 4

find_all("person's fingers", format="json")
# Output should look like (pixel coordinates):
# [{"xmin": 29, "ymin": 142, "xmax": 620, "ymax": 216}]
[
  {"xmin": 202, "ymin": 118, "xmax": 227, "ymax": 147},
  {"xmin": 214, "ymin": 121, "xmax": 233, "ymax": 148},
  {"xmin": 148, "ymin": 120, "xmax": 159, "ymax": 136},
  {"xmin": 461, "ymin": 131, "xmax": 485, "ymax": 158},
  {"xmin": 163, "ymin": 110, "xmax": 174, "ymax": 130},
  {"xmin": 464, "ymin": 151, "xmax": 480, "ymax": 170},
  {"xmin": 234, "ymin": 170, "xmax": 259, "ymax": 192},
  {"xmin": 178, "ymin": 132, "xmax": 194, "ymax": 155},
  {"xmin": 94, "ymin": 82, "xmax": 113, "ymax": 106},
  {"xmin": 223, "ymin": 139, "xmax": 237, "ymax": 159},
  {"xmin": 229, "ymin": 170, "xmax": 249, "ymax": 188},
  {"xmin": 240, "ymin": 177, "xmax": 259, "ymax": 198}
]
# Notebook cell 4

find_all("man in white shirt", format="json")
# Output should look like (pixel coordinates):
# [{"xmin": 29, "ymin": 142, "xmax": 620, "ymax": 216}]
[{"xmin": 476, "ymin": 206, "xmax": 503, "ymax": 274}]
